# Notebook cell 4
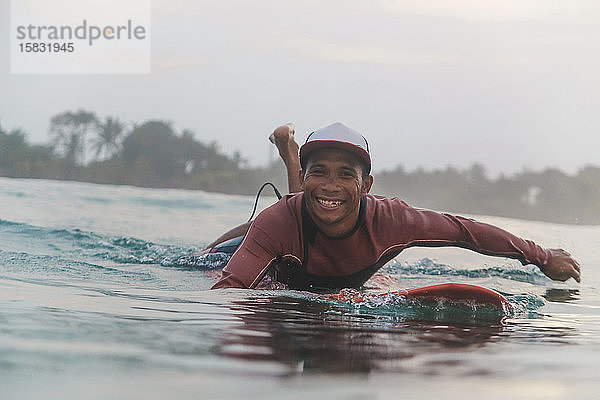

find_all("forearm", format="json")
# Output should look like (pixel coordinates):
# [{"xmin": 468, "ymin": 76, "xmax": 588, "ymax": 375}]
[
  {"xmin": 285, "ymin": 160, "xmax": 302, "ymax": 193},
  {"xmin": 450, "ymin": 215, "xmax": 551, "ymax": 267},
  {"xmin": 407, "ymin": 208, "xmax": 552, "ymax": 269},
  {"xmin": 211, "ymin": 217, "xmax": 281, "ymax": 289}
]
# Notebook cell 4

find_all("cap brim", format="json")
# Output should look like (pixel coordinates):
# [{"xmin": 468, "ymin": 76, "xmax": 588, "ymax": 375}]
[{"xmin": 299, "ymin": 140, "xmax": 371, "ymax": 173}]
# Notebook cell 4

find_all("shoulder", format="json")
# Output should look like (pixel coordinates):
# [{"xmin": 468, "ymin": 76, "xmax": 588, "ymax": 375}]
[
  {"xmin": 364, "ymin": 195, "xmax": 434, "ymax": 231},
  {"xmin": 244, "ymin": 192, "xmax": 302, "ymax": 256},
  {"xmin": 366, "ymin": 194, "xmax": 411, "ymax": 216},
  {"xmin": 253, "ymin": 192, "xmax": 302, "ymax": 227}
]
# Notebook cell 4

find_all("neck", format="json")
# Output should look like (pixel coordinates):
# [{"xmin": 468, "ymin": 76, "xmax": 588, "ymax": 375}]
[{"xmin": 316, "ymin": 212, "xmax": 359, "ymax": 239}]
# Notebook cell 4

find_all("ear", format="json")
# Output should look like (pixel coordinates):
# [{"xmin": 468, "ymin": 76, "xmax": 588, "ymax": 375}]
[
  {"xmin": 361, "ymin": 175, "xmax": 373, "ymax": 196},
  {"xmin": 299, "ymin": 169, "xmax": 305, "ymax": 190}
]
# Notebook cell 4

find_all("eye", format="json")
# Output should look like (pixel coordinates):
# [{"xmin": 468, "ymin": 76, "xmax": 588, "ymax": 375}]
[
  {"xmin": 309, "ymin": 167, "xmax": 326, "ymax": 176},
  {"xmin": 339, "ymin": 169, "xmax": 357, "ymax": 179}
]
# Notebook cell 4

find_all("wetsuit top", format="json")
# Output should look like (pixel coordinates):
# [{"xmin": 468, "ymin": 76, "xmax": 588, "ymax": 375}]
[{"xmin": 211, "ymin": 193, "xmax": 552, "ymax": 291}]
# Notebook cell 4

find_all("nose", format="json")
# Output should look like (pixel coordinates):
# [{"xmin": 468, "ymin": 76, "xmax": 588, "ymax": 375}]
[{"xmin": 321, "ymin": 174, "xmax": 341, "ymax": 191}]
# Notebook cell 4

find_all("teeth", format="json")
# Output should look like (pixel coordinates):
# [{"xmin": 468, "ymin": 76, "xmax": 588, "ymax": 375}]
[{"xmin": 318, "ymin": 198, "xmax": 343, "ymax": 207}]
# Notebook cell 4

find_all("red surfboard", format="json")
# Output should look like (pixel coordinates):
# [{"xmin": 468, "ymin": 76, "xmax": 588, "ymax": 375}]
[{"xmin": 327, "ymin": 283, "xmax": 512, "ymax": 310}]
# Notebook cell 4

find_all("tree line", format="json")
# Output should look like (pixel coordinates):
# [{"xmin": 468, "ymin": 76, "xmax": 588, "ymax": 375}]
[
  {"xmin": 0, "ymin": 110, "xmax": 287, "ymax": 194},
  {"xmin": 1, "ymin": 110, "xmax": 599, "ymax": 225},
  {"xmin": 372, "ymin": 164, "xmax": 600, "ymax": 225}
]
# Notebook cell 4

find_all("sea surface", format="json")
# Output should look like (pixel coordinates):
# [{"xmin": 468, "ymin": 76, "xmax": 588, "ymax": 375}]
[{"xmin": 1, "ymin": 177, "xmax": 599, "ymax": 400}]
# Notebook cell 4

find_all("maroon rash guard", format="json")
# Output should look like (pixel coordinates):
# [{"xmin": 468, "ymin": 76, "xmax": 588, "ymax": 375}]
[{"xmin": 212, "ymin": 193, "xmax": 552, "ymax": 291}]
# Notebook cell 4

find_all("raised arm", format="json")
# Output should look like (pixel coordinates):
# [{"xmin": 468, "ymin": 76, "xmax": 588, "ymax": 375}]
[{"xmin": 269, "ymin": 123, "xmax": 301, "ymax": 193}]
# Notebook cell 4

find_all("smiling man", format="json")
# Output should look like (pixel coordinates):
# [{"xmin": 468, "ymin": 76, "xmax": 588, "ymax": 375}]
[{"xmin": 211, "ymin": 122, "xmax": 580, "ymax": 291}]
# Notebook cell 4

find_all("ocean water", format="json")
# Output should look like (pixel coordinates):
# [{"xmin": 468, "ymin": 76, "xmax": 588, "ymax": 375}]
[{"xmin": 1, "ymin": 177, "xmax": 599, "ymax": 400}]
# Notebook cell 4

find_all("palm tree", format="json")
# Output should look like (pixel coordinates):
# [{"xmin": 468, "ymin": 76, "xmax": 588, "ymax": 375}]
[
  {"xmin": 92, "ymin": 117, "xmax": 126, "ymax": 160},
  {"xmin": 49, "ymin": 109, "xmax": 97, "ymax": 177}
]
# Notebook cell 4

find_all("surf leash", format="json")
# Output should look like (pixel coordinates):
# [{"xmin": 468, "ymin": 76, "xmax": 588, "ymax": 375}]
[{"xmin": 247, "ymin": 182, "xmax": 283, "ymax": 222}]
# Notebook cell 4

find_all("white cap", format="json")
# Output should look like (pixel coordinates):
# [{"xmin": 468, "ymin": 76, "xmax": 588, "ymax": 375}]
[{"xmin": 299, "ymin": 122, "xmax": 371, "ymax": 174}]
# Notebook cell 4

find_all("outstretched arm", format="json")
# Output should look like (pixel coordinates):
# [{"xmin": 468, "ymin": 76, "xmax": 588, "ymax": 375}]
[{"xmin": 397, "ymin": 204, "xmax": 581, "ymax": 283}]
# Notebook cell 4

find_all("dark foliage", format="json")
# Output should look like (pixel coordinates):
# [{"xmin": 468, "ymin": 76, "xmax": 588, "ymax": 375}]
[{"xmin": 1, "ymin": 114, "xmax": 598, "ymax": 225}]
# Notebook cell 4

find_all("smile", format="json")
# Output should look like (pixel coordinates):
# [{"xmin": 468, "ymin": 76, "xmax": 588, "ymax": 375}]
[{"xmin": 317, "ymin": 198, "xmax": 344, "ymax": 208}]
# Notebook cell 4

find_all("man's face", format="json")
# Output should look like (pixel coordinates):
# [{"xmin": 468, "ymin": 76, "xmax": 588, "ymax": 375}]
[{"xmin": 300, "ymin": 148, "xmax": 373, "ymax": 238}]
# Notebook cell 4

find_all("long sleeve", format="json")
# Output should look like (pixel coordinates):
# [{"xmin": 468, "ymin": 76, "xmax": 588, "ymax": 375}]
[
  {"xmin": 395, "ymin": 204, "xmax": 553, "ymax": 269},
  {"xmin": 212, "ymin": 195, "xmax": 554, "ymax": 291},
  {"xmin": 211, "ymin": 222, "xmax": 279, "ymax": 289},
  {"xmin": 211, "ymin": 194, "xmax": 303, "ymax": 289}
]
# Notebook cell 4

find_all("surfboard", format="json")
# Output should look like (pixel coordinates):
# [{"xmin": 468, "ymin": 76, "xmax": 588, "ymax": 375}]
[
  {"xmin": 209, "ymin": 235, "xmax": 244, "ymax": 255},
  {"xmin": 326, "ymin": 283, "xmax": 511, "ymax": 310}
]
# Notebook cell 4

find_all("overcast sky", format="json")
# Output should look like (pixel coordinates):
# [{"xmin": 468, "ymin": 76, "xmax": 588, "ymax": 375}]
[{"xmin": 1, "ymin": 0, "xmax": 599, "ymax": 175}]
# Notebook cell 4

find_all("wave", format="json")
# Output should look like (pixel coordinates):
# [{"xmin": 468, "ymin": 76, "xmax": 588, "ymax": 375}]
[
  {"xmin": 160, "ymin": 252, "xmax": 231, "ymax": 269},
  {"xmin": 0, "ymin": 251, "xmax": 156, "ymax": 283},
  {"xmin": 382, "ymin": 257, "xmax": 548, "ymax": 284},
  {"xmin": 0, "ymin": 218, "xmax": 211, "ymax": 268}
]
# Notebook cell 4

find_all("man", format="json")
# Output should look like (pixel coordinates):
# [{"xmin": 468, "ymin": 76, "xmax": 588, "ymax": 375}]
[{"xmin": 212, "ymin": 122, "xmax": 580, "ymax": 291}]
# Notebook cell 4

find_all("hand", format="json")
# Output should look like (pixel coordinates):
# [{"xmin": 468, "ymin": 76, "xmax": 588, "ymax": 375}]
[
  {"xmin": 269, "ymin": 123, "xmax": 295, "ymax": 145},
  {"xmin": 542, "ymin": 249, "xmax": 581, "ymax": 282}
]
